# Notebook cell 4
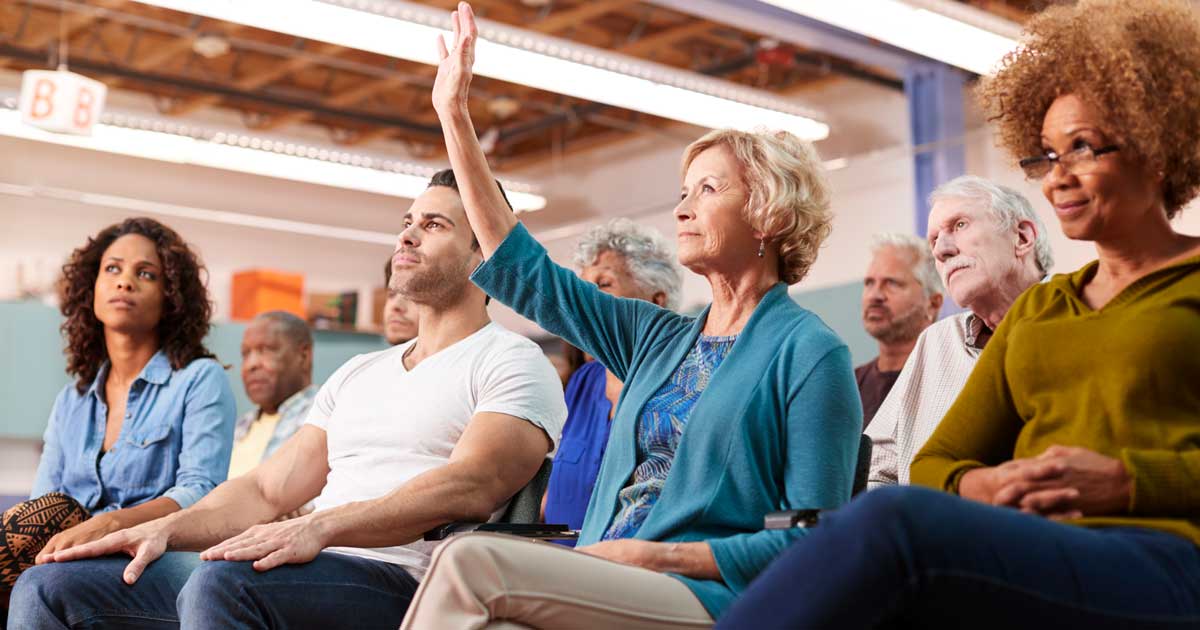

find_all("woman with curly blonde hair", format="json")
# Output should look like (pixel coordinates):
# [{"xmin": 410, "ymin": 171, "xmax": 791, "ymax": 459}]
[
  {"xmin": 2, "ymin": 218, "xmax": 235, "ymax": 607},
  {"xmin": 400, "ymin": 4, "xmax": 861, "ymax": 628},
  {"xmin": 717, "ymin": 1, "xmax": 1200, "ymax": 628}
]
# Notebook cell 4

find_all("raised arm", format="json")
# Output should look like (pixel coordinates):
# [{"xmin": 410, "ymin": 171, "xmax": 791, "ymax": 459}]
[{"xmin": 431, "ymin": 2, "xmax": 516, "ymax": 257}]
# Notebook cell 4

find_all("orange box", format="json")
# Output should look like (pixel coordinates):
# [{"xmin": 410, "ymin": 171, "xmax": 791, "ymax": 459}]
[{"xmin": 231, "ymin": 269, "xmax": 305, "ymax": 321}]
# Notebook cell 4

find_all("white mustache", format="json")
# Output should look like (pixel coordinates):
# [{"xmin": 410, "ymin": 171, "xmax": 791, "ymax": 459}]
[{"xmin": 941, "ymin": 256, "xmax": 974, "ymax": 282}]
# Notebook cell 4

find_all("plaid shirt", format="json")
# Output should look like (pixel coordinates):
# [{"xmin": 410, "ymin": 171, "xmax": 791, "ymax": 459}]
[
  {"xmin": 864, "ymin": 313, "xmax": 990, "ymax": 487},
  {"xmin": 234, "ymin": 384, "xmax": 319, "ymax": 463}
]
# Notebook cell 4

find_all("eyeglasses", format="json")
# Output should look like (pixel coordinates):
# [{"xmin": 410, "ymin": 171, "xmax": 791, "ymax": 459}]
[{"xmin": 1019, "ymin": 144, "xmax": 1119, "ymax": 180}]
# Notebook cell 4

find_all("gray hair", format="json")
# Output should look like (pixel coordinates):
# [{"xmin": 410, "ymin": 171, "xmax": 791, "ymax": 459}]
[
  {"xmin": 572, "ymin": 218, "xmax": 682, "ymax": 311},
  {"xmin": 870, "ymin": 232, "xmax": 944, "ymax": 297},
  {"xmin": 929, "ymin": 175, "xmax": 1054, "ymax": 275},
  {"xmin": 253, "ymin": 310, "xmax": 313, "ymax": 349}
]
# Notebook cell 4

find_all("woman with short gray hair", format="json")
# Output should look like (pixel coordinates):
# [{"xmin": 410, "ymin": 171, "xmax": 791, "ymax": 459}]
[{"xmin": 544, "ymin": 219, "xmax": 683, "ymax": 539}]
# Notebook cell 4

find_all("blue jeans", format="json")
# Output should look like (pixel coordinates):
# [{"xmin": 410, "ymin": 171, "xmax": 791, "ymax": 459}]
[
  {"xmin": 716, "ymin": 486, "xmax": 1200, "ymax": 629},
  {"xmin": 11, "ymin": 551, "xmax": 419, "ymax": 629},
  {"xmin": 10, "ymin": 552, "xmax": 199, "ymax": 629}
]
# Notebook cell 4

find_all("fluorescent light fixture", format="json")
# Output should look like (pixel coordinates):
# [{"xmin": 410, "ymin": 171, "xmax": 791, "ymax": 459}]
[
  {"xmin": 759, "ymin": 0, "xmax": 1019, "ymax": 75},
  {"xmin": 0, "ymin": 180, "xmax": 399, "ymax": 245},
  {"xmin": 0, "ymin": 108, "xmax": 546, "ymax": 212},
  {"xmin": 129, "ymin": 0, "xmax": 829, "ymax": 140}
]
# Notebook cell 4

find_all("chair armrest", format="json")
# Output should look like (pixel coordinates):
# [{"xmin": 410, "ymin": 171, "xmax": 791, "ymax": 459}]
[
  {"xmin": 763, "ymin": 510, "xmax": 822, "ymax": 530},
  {"xmin": 424, "ymin": 522, "xmax": 580, "ymax": 542}
]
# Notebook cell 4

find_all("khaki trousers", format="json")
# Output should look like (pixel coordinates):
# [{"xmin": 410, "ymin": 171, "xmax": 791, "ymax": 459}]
[{"xmin": 400, "ymin": 533, "xmax": 714, "ymax": 630}]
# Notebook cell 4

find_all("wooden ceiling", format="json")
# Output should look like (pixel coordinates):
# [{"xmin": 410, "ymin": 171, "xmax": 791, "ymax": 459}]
[{"xmin": 0, "ymin": 0, "xmax": 1034, "ymax": 168}]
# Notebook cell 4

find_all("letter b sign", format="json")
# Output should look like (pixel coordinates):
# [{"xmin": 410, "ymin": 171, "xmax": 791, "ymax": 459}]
[{"xmin": 19, "ymin": 70, "xmax": 108, "ymax": 136}]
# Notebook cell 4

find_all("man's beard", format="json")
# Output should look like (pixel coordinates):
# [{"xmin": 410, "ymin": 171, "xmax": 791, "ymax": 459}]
[
  {"xmin": 388, "ymin": 254, "xmax": 472, "ymax": 308},
  {"xmin": 865, "ymin": 301, "xmax": 929, "ymax": 345}
]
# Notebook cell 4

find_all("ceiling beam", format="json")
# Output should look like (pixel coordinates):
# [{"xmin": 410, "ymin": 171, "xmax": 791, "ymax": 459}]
[
  {"xmin": 530, "ymin": 0, "xmax": 641, "ymax": 34},
  {"xmin": 167, "ymin": 40, "xmax": 346, "ymax": 116},
  {"xmin": 645, "ymin": 0, "xmax": 914, "ymax": 74},
  {"xmin": 619, "ymin": 19, "xmax": 716, "ymax": 57},
  {"xmin": 251, "ymin": 0, "xmax": 640, "ymax": 134},
  {"xmin": 21, "ymin": 0, "xmax": 128, "ymax": 49},
  {"xmin": 0, "ymin": 41, "xmax": 444, "ymax": 138}
]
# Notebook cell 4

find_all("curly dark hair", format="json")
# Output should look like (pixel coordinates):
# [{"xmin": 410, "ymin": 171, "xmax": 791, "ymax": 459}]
[
  {"xmin": 978, "ymin": 0, "xmax": 1200, "ymax": 218},
  {"xmin": 59, "ymin": 217, "xmax": 217, "ymax": 392}
]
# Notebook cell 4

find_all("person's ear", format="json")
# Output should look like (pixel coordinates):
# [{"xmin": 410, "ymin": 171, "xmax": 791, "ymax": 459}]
[
  {"xmin": 1014, "ymin": 220, "xmax": 1037, "ymax": 258},
  {"xmin": 651, "ymin": 291, "xmax": 668, "ymax": 308}
]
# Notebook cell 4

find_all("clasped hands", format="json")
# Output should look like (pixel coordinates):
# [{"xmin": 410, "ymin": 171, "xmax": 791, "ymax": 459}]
[{"xmin": 959, "ymin": 445, "xmax": 1132, "ymax": 519}]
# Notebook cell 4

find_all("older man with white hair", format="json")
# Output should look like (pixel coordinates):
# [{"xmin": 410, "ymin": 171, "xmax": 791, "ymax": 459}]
[{"xmin": 866, "ymin": 175, "xmax": 1053, "ymax": 487}]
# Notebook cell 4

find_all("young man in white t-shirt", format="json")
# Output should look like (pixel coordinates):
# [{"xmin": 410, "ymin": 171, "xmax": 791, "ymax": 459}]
[{"xmin": 11, "ymin": 170, "xmax": 568, "ymax": 630}]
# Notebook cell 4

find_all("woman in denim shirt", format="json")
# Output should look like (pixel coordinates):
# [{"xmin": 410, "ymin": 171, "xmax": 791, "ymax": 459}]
[{"xmin": 0, "ymin": 218, "xmax": 235, "ymax": 598}]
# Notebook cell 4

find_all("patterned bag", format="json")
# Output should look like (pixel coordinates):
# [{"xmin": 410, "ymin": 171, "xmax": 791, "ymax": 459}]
[{"xmin": 0, "ymin": 492, "xmax": 89, "ymax": 590}]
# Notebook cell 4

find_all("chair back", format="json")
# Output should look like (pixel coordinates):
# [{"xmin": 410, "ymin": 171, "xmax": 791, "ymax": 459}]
[
  {"xmin": 499, "ymin": 458, "xmax": 553, "ymax": 524},
  {"xmin": 853, "ymin": 434, "xmax": 873, "ymax": 496}
]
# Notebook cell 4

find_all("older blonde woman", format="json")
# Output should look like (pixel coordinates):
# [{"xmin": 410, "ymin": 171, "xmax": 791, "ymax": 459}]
[{"xmin": 399, "ymin": 4, "xmax": 861, "ymax": 629}]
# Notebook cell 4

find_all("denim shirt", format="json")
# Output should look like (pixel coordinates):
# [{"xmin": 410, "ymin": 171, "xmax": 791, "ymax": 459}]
[{"xmin": 31, "ymin": 351, "xmax": 237, "ymax": 512}]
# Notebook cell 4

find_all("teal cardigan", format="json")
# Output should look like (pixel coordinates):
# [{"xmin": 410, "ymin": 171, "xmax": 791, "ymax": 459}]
[{"xmin": 472, "ymin": 224, "xmax": 862, "ymax": 618}]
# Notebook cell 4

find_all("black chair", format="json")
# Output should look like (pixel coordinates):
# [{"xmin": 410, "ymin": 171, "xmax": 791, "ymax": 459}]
[
  {"xmin": 423, "ymin": 458, "xmax": 578, "ymax": 541},
  {"xmin": 763, "ymin": 434, "xmax": 873, "ymax": 530}
]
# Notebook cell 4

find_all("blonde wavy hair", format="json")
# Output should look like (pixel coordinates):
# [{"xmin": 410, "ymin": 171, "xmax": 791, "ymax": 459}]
[
  {"xmin": 681, "ymin": 129, "xmax": 833, "ymax": 285},
  {"xmin": 978, "ymin": 0, "xmax": 1200, "ymax": 218}
]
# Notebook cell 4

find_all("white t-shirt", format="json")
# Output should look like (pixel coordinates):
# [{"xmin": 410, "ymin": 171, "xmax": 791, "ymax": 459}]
[{"xmin": 305, "ymin": 322, "xmax": 567, "ymax": 579}]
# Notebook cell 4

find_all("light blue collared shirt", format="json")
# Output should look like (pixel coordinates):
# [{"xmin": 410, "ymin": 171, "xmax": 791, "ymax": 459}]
[
  {"xmin": 31, "ymin": 350, "xmax": 236, "ymax": 512},
  {"xmin": 233, "ymin": 383, "xmax": 319, "ymax": 465}
]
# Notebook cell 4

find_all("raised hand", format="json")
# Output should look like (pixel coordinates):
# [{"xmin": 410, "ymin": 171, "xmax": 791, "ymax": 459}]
[
  {"xmin": 432, "ymin": 2, "xmax": 478, "ymax": 117},
  {"xmin": 199, "ymin": 513, "xmax": 326, "ymax": 572},
  {"xmin": 41, "ymin": 519, "xmax": 171, "ymax": 585}
]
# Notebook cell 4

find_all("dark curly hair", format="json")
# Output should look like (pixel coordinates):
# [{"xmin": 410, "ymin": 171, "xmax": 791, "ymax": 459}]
[
  {"xmin": 59, "ymin": 217, "xmax": 217, "ymax": 392},
  {"xmin": 978, "ymin": 0, "xmax": 1200, "ymax": 218}
]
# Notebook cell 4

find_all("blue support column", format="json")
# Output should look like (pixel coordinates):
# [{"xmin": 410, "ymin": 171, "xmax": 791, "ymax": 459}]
[{"xmin": 905, "ymin": 62, "xmax": 967, "ymax": 237}]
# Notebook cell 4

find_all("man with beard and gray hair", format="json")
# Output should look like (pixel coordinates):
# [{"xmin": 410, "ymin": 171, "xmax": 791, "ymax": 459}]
[
  {"xmin": 865, "ymin": 175, "xmax": 1051, "ymax": 487},
  {"xmin": 856, "ymin": 233, "xmax": 944, "ymax": 426},
  {"xmin": 19, "ymin": 169, "xmax": 568, "ymax": 629}
]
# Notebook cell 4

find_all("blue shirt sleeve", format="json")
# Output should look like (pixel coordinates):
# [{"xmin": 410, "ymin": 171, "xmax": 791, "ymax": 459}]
[
  {"xmin": 162, "ymin": 360, "xmax": 236, "ymax": 509},
  {"xmin": 30, "ymin": 387, "xmax": 69, "ymax": 498},
  {"xmin": 707, "ymin": 346, "xmax": 862, "ymax": 592},
  {"xmin": 471, "ymin": 223, "xmax": 683, "ymax": 382}
]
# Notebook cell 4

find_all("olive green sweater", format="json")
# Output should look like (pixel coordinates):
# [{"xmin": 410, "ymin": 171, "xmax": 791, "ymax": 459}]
[{"xmin": 912, "ymin": 254, "xmax": 1200, "ymax": 546}]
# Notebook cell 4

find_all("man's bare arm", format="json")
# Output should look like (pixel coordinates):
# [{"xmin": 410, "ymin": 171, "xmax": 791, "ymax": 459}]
[
  {"xmin": 203, "ymin": 412, "xmax": 550, "ymax": 570},
  {"xmin": 168, "ymin": 425, "xmax": 330, "ymax": 549}
]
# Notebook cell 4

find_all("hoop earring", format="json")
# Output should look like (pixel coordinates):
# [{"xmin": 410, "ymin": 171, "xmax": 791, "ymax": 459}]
[{"xmin": 757, "ymin": 239, "xmax": 765, "ymax": 258}]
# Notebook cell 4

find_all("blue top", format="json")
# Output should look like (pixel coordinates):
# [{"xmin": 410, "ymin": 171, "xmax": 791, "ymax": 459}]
[
  {"xmin": 544, "ymin": 360, "xmax": 612, "ymax": 537},
  {"xmin": 604, "ymin": 334, "xmax": 737, "ymax": 540},
  {"xmin": 31, "ymin": 351, "xmax": 237, "ymax": 512},
  {"xmin": 472, "ymin": 224, "xmax": 862, "ymax": 618}
]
